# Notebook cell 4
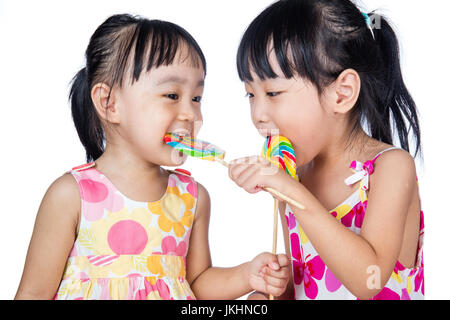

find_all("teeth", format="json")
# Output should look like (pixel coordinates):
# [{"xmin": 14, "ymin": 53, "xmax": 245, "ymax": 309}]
[
  {"xmin": 258, "ymin": 128, "xmax": 279, "ymax": 138},
  {"xmin": 173, "ymin": 130, "xmax": 191, "ymax": 137}
]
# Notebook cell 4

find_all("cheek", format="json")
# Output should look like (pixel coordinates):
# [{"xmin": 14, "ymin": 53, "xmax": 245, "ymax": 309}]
[
  {"xmin": 280, "ymin": 93, "xmax": 325, "ymax": 136},
  {"xmin": 285, "ymin": 109, "xmax": 325, "ymax": 147},
  {"xmin": 119, "ymin": 103, "xmax": 171, "ymax": 157},
  {"xmin": 281, "ymin": 97, "xmax": 329, "ymax": 163}
]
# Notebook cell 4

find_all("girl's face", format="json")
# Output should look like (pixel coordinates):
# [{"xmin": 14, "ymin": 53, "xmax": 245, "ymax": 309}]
[
  {"xmin": 244, "ymin": 52, "xmax": 337, "ymax": 166},
  {"xmin": 113, "ymin": 49, "xmax": 205, "ymax": 167}
]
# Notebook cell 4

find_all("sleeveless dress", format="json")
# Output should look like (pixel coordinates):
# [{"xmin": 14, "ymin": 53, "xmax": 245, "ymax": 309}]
[
  {"xmin": 285, "ymin": 147, "xmax": 425, "ymax": 300},
  {"xmin": 54, "ymin": 162, "xmax": 198, "ymax": 300}
]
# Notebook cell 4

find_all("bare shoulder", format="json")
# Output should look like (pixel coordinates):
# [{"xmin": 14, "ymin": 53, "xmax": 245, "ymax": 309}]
[
  {"xmin": 45, "ymin": 172, "xmax": 80, "ymax": 206},
  {"xmin": 370, "ymin": 147, "xmax": 418, "ymax": 196},
  {"xmin": 372, "ymin": 148, "xmax": 417, "ymax": 179},
  {"xmin": 15, "ymin": 173, "xmax": 80, "ymax": 299},
  {"xmin": 38, "ymin": 172, "xmax": 80, "ymax": 230}
]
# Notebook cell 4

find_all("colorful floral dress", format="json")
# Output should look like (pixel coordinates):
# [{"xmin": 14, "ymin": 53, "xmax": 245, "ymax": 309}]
[
  {"xmin": 54, "ymin": 162, "xmax": 198, "ymax": 300},
  {"xmin": 285, "ymin": 147, "xmax": 425, "ymax": 300}
]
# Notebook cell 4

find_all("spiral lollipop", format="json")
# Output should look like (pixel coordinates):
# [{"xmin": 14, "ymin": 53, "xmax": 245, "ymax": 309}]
[
  {"xmin": 262, "ymin": 135, "xmax": 298, "ymax": 180},
  {"xmin": 164, "ymin": 132, "xmax": 304, "ymax": 209},
  {"xmin": 261, "ymin": 135, "xmax": 302, "ymax": 300}
]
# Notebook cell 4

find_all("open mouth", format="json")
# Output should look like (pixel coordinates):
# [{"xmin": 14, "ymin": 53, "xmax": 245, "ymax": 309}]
[
  {"xmin": 257, "ymin": 128, "xmax": 281, "ymax": 138},
  {"xmin": 164, "ymin": 132, "xmax": 190, "ymax": 144},
  {"xmin": 164, "ymin": 132, "xmax": 189, "ymax": 158},
  {"xmin": 171, "ymin": 129, "xmax": 192, "ymax": 139}
]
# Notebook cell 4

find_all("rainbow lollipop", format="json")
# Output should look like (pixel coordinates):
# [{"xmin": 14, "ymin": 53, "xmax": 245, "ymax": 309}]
[
  {"xmin": 261, "ymin": 135, "xmax": 303, "ymax": 300},
  {"xmin": 164, "ymin": 132, "xmax": 304, "ymax": 210},
  {"xmin": 262, "ymin": 136, "xmax": 298, "ymax": 180},
  {"xmin": 164, "ymin": 133, "xmax": 225, "ymax": 162}
]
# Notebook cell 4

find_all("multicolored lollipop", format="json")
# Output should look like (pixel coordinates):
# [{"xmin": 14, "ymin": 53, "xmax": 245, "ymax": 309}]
[
  {"xmin": 164, "ymin": 132, "xmax": 305, "ymax": 210},
  {"xmin": 164, "ymin": 133, "xmax": 226, "ymax": 161},
  {"xmin": 261, "ymin": 135, "xmax": 301, "ymax": 300},
  {"xmin": 262, "ymin": 135, "xmax": 298, "ymax": 180}
]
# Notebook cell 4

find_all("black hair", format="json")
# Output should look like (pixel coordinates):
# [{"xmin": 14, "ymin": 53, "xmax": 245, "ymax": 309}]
[
  {"xmin": 237, "ymin": 0, "xmax": 422, "ymax": 158},
  {"xmin": 70, "ymin": 14, "xmax": 207, "ymax": 162}
]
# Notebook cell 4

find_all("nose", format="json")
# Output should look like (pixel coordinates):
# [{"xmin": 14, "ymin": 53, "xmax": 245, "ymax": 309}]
[
  {"xmin": 251, "ymin": 98, "xmax": 270, "ymax": 126},
  {"xmin": 177, "ymin": 99, "xmax": 203, "ymax": 136},
  {"xmin": 178, "ymin": 99, "xmax": 198, "ymax": 122}
]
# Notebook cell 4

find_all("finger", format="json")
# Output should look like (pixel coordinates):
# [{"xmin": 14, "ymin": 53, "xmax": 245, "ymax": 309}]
[
  {"xmin": 228, "ymin": 156, "xmax": 256, "ymax": 167},
  {"xmin": 257, "ymin": 155, "xmax": 272, "ymax": 166},
  {"xmin": 255, "ymin": 252, "xmax": 280, "ymax": 272},
  {"xmin": 277, "ymin": 254, "xmax": 290, "ymax": 267},
  {"xmin": 229, "ymin": 156, "xmax": 260, "ymax": 177},
  {"xmin": 264, "ymin": 274, "xmax": 287, "ymax": 289},
  {"xmin": 266, "ymin": 284, "xmax": 285, "ymax": 297},
  {"xmin": 236, "ymin": 166, "xmax": 264, "ymax": 193},
  {"xmin": 228, "ymin": 161, "xmax": 251, "ymax": 182},
  {"xmin": 263, "ymin": 265, "xmax": 290, "ymax": 279},
  {"xmin": 259, "ymin": 254, "xmax": 281, "ymax": 271},
  {"xmin": 247, "ymin": 292, "xmax": 269, "ymax": 300}
]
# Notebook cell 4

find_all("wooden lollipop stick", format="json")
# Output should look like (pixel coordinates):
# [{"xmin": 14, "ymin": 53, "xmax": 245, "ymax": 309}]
[
  {"xmin": 272, "ymin": 198, "xmax": 279, "ymax": 254},
  {"xmin": 215, "ymin": 158, "xmax": 306, "ymax": 210},
  {"xmin": 268, "ymin": 197, "xmax": 279, "ymax": 301}
]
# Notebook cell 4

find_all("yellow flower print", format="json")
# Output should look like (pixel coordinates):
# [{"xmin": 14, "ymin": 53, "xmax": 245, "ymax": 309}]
[
  {"xmin": 179, "ymin": 258, "xmax": 186, "ymax": 278},
  {"xmin": 392, "ymin": 271, "xmax": 403, "ymax": 284},
  {"xmin": 56, "ymin": 280, "xmax": 83, "ymax": 298},
  {"xmin": 331, "ymin": 203, "xmax": 352, "ymax": 220},
  {"xmin": 147, "ymin": 255, "xmax": 165, "ymax": 277},
  {"xmin": 298, "ymin": 225, "xmax": 309, "ymax": 245},
  {"xmin": 407, "ymin": 275, "xmax": 413, "ymax": 294},
  {"xmin": 146, "ymin": 255, "xmax": 184, "ymax": 278},
  {"xmin": 148, "ymin": 186, "xmax": 194, "ymax": 237}
]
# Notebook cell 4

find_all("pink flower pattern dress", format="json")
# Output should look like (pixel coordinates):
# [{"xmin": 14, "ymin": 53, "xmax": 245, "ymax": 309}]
[
  {"xmin": 285, "ymin": 147, "xmax": 425, "ymax": 300},
  {"xmin": 54, "ymin": 162, "xmax": 198, "ymax": 300}
]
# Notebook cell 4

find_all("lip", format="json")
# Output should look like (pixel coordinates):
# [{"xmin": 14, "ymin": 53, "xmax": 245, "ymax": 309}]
[
  {"xmin": 169, "ymin": 128, "xmax": 192, "ymax": 138},
  {"xmin": 257, "ymin": 128, "xmax": 281, "ymax": 138}
]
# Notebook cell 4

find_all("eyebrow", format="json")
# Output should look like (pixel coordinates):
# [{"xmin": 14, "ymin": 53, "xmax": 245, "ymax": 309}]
[{"xmin": 155, "ymin": 75, "xmax": 204, "ymax": 87}]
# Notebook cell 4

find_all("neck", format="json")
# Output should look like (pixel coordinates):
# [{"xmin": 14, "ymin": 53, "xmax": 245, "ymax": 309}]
[
  {"xmin": 94, "ymin": 142, "xmax": 164, "ymax": 183},
  {"xmin": 313, "ymin": 127, "xmax": 370, "ymax": 171}
]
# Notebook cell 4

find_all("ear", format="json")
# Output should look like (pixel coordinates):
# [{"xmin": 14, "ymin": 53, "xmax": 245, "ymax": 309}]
[
  {"xmin": 330, "ymin": 69, "xmax": 361, "ymax": 114},
  {"xmin": 91, "ymin": 83, "xmax": 120, "ymax": 124}
]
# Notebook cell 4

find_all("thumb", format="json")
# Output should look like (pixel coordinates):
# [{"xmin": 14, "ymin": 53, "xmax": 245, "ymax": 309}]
[{"xmin": 261, "ymin": 253, "xmax": 280, "ymax": 270}]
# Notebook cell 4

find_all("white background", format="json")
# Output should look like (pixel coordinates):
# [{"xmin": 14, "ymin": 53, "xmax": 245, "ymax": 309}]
[{"xmin": 0, "ymin": 0, "xmax": 449, "ymax": 300}]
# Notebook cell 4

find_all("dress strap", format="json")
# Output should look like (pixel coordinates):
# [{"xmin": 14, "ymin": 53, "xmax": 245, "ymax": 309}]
[
  {"xmin": 371, "ymin": 147, "xmax": 402, "ymax": 163},
  {"xmin": 344, "ymin": 147, "xmax": 401, "ymax": 192},
  {"xmin": 71, "ymin": 162, "xmax": 96, "ymax": 172}
]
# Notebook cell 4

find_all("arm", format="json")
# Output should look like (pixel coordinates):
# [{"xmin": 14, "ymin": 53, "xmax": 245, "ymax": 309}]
[
  {"xmin": 279, "ymin": 150, "xmax": 417, "ymax": 299},
  {"xmin": 274, "ymin": 202, "xmax": 295, "ymax": 300},
  {"xmin": 228, "ymin": 151, "xmax": 418, "ymax": 300},
  {"xmin": 186, "ymin": 182, "xmax": 289, "ymax": 300},
  {"xmin": 15, "ymin": 173, "xmax": 80, "ymax": 299},
  {"xmin": 247, "ymin": 207, "xmax": 295, "ymax": 301},
  {"xmin": 186, "ymin": 182, "xmax": 250, "ymax": 299}
]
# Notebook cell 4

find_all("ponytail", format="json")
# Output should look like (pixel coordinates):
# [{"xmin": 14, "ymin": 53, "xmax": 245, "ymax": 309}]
[
  {"xmin": 236, "ymin": 0, "xmax": 422, "ymax": 159},
  {"xmin": 370, "ymin": 14, "xmax": 421, "ymax": 158},
  {"xmin": 69, "ymin": 67, "xmax": 104, "ymax": 162},
  {"xmin": 69, "ymin": 14, "xmax": 206, "ymax": 163}
]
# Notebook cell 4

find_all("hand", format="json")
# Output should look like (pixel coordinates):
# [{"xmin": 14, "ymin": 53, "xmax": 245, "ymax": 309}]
[
  {"xmin": 228, "ymin": 156, "xmax": 290, "ymax": 196},
  {"xmin": 247, "ymin": 252, "xmax": 290, "ymax": 297}
]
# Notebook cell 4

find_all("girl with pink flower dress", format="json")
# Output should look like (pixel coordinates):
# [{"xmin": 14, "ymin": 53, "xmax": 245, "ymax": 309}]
[
  {"xmin": 229, "ymin": 0, "xmax": 424, "ymax": 300},
  {"xmin": 15, "ymin": 14, "xmax": 290, "ymax": 300}
]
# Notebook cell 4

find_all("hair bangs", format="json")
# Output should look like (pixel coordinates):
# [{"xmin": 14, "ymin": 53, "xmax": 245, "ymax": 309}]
[
  {"xmin": 113, "ymin": 19, "xmax": 206, "ymax": 88},
  {"xmin": 237, "ymin": 3, "xmax": 312, "ymax": 83}
]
